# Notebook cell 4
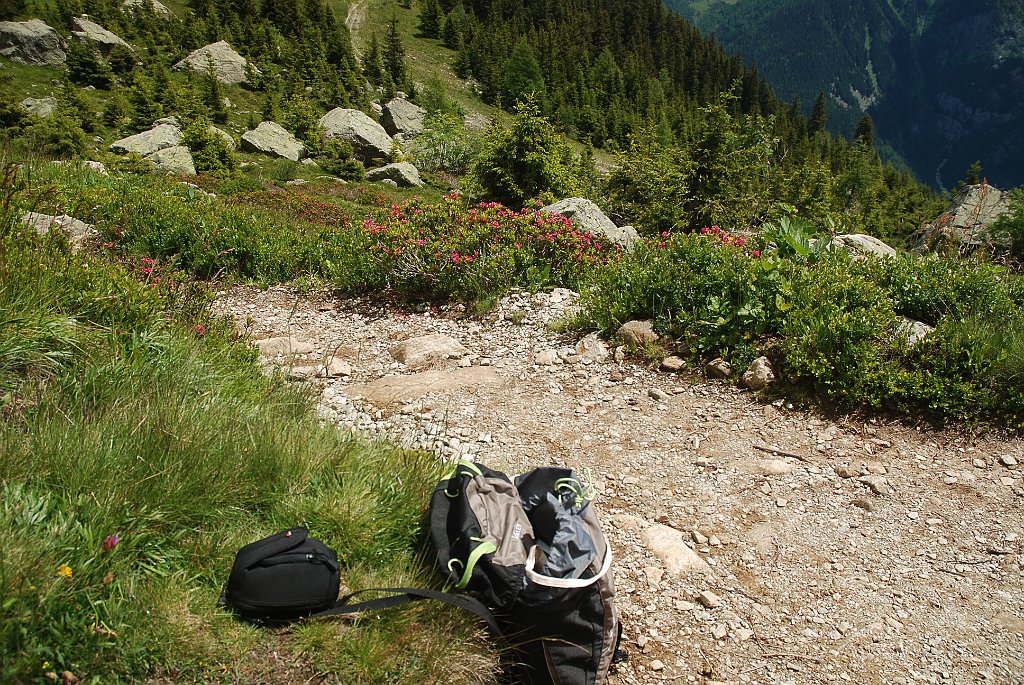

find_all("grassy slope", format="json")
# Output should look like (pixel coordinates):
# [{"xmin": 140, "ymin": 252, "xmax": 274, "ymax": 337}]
[{"xmin": 0, "ymin": 164, "xmax": 495, "ymax": 683}]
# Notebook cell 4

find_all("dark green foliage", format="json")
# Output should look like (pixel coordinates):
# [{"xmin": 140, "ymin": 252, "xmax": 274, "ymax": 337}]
[
  {"xmin": 281, "ymin": 92, "xmax": 323, "ymax": 153},
  {"xmin": 855, "ymin": 113, "xmax": 875, "ymax": 148},
  {"xmin": 22, "ymin": 88, "xmax": 90, "ymax": 157},
  {"xmin": 201, "ymin": 56, "xmax": 228, "ymax": 124},
  {"xmin": 65, "ymin": 40, "xmax": 114, "ymax": 89},
  {"xmin": 502, "ymin": 38, "xmax": 545, "ymax": 107},
  {"xmin": 0, "ymin": 0, "xmax": 27, "ymax": 20},
  {"xmin": 470, "ymin": 98, "xmax": 592, "ymax": 207},
  {"xmin": 809, "ymin": 92, "xmax": 827, "ymax": 136},
  {"xmin": 419, "ymin": 0, "xmax": 442, "ymax": 38},
  {"xmin": 106, "ymin": 44, "xmax": 136, "ymax": 77},
  {"xmin": 985, "ymin": 189, "xmax": 1024, "ymax": 262},
  {"xmin": 181, "ymin": 117, "xmax": 236, "ymax": 176},
  {"xmin": 316, "ymin": 138, "xmax": 365, "ymax": 180},
  {"xmin": 127, "ymin": 73, "xmax": 163, "ymax": 133},
  {"xmin": 384, "ymin": 18, "xmax": 409, "ymax": 94}
]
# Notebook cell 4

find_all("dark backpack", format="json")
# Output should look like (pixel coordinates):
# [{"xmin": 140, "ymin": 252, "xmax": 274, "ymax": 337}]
[{"xmin": 430, "ymin": 461, "xmax": 622, "ymax": 685}]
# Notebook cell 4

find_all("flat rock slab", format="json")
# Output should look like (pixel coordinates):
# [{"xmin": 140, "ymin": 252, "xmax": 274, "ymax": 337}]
[
  {"xmin": 348, "ymin": 367, "xmax": 501, "ymax": 406},
  {"xmin": 71, "ymin": 16, "xmax": 130, "ymax": 56},
  {"xmin": 241, "ymin": 121, "xmax": 305, "ymax": 161},
  {"xmin": 256, "ymin": 336, "xmax": 315, "ymax": 357},
  {"xmin": 110, "ymin": 123, "xmax": 181, "ymax": 156},
  {"xmin": 22, "ymin": 212, "xmax": 96, "ymax": 251},
  {"xmin": 617, "ymin": 515, "xmax": 711, "ymax": 575},
  {"xmin": 390, "ymin": 333, "xmax": 468, "ymax": 367},
  {"xmin": 732, "ymin": 459, "xmax": 795, "ymax": 476}
]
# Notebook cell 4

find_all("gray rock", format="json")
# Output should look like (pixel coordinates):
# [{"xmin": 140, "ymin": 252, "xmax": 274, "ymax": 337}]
[
  {"xmin": 833, "ymin": 233, "xmax": 898, "ymax": 259},
  {"xmin": 146, "ymin": 145, "xmax": 195, "ymax": 175},
  {"xmin": 859, "ymin": 474, "xmax": 890, "ymax": 496},
  {"xmin": 741, "ymin": 356, "xmax": 775, "ymax": 390},
  {"xmin": 390, "ymin": 333, "xmax": 468, "ymax": 367},
  {"xmin": 19, "ymin": 96, "xmax": 57, "ymax": 118},
  {"xmin": 661, "ymin": 356, "xmax": 686, "ymax": 372},
  {"xmin": 706, "ymin": 358, "xmax": 732, "ymax": 379},
  {"xmin": 22, "ymin": 212, "xmax": 96, "ymax": 251},
  {"xmin": 540, "ymin": 198, "xmax": 639, "ymax": 251},
  {"xmin": 122, "ymin": 0, "xmax": 172, "ymax": 16},
  {"xmin": 71, "ymin": 16, "xmax": 131, "ymax": 57},
  {"xmin": 534, "ymin": 349, "xmax": 559, "ymax": 366},
  {"xmin": 319, "ymin": 108, "xmax": 393, "ymax": 163},
  {"xmin": 240, "ymin": 121, "xmax": 306, "ymax": 161},
  {"xmin": 898, "ymin": 316, "xmax": 934, "ymax": 348},
  {"xmin": 0, "ymin": 19, "xmax": 67, "ymax": 66},
  {"xmin": 697, "ymin": 590, "xmax": 722, "ymax": 608},
  {"xmin": 381, "ymin": 97, "xmax": 426, "ymax": 137},
  {"xmin": 632, "ymin": 517, "xmax": 711, "ymax": 575},
  {"xmin": 1001, "ymin": 455, "xmax": 1018, "ymax": 467},
  {"xmin": 575, "ymin": 333, "xmax": 609, "ymax": 363},
  {"xmin": 110, "ymin": 123, "xmax": 181, "ymax": 156},
  {"xmin": 616, "ymin": 320, "xmax": 658, "ymax": 345},
  {"xmin": 256, "ymin": 336, "xmax": 315, "ymax": 357},
  {"xmin": 365, "ymin": 161, "xmax": 423, "ymax": 187},
  {"xmin": 649, "ymin": 388, "xmax": 672, "ymax": 402},
  {"xmin": 916, "ymin": 183, "xmax": 1011, "ymax": 251},
  {"xmin": 173, "ymin": 41, "xmax": 256, "ymax": 85},
  {"xmin": 82, "ymin": 160, "xmax": 107, "ymax": 175}
]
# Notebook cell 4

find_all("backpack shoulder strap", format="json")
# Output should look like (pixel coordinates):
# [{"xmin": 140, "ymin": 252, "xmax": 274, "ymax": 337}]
[{"xmin": 307, "ymin": 587, "xmax": 503, "ymax": 637}]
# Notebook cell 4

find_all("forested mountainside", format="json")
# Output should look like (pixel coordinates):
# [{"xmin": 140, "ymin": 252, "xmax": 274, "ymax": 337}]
[
  {"xmin": 1, "ymin": 0, "xmax": 950, "ymax": 241},
  {"xmin": 665, "ymin": 0, "xmax": 1024, "ymax": 189}
]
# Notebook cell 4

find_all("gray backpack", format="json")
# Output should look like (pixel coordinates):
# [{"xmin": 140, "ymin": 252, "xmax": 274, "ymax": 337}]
[{"xmin": 430, "ymin": 461, "xmax": 623, "ymax": 685}]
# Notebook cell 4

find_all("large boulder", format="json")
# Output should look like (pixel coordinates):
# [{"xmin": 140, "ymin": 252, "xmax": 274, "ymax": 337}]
[
  {"xmin": 381, "ymin": 97, "xmax": 426, "ymax": 137},
  {"xmin": 146, "ymin": 145, "xmax": 196, "ymax": 175},
  {"xmin": 319, "ymin": 108, "xmax": 392, "ymax": 163},
  {"xmin": 110, "ymin": 123, "xmax": 181, "ymax": 157},
  {"xmin": 22, "ymin": 212, "xmax": 97, "ymax": 251},
  {"xmin": 208, "ymin": 125, "xmax": 235, "ymax": 150},
  {"xmin": 122, "ymin": 0, "xmax": 172, "ymax": 16},
  {"xmin": 833, "ymin": 233, "xmax": 898, "ymax": 259},
  {"xmin": 20, "ymin": 96, "xmax": 57, "ymax": 118},
  {"xmin": 0, "ymin": 19, "xmax": 67, "ymax": 66},
  {"xmin": 173, "ymin": 41, "xmax": 256, "ymax": 85},
  {"xmin": 540, "ymin": 197, "xmax": 639, "ymax": 251},
  {"xmin": 916, "ymin": 183, "xmax": 1011, "ymax": 252},
  {"xmin": 366, "ymin": 161, "xmax": 423, "ymax": 187},
  {"xmin": 71, "ymin": 16, "xmax": 131, "ymax": 57},
  {"xmin": 240, "ymin": 121, "xmax": 306, "ymax": 161}
]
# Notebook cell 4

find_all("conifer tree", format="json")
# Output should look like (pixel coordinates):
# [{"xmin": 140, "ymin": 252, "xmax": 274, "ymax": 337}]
[
  {"xmin": 442, "ymin": 8, "xmax": 463, "ymax": 50},
  {"xmin": 127, "ymin": 72, "xmax": 163, "ymax": 132},
  {"xmin": 383, "ymin": 18, "xmax": 408, "ymax": 92},
  {"xmin": 854, "ymin": 113, "xmax": 875, "ymax": 148},
  {"xmin": 809, "ymin": 92, "xmax": 827, "ymax": 136},
  {"xmin": 419, "ymin": 0, "xmax": 442, "ymax": 38},
  {"xmin": 65, "ymin": 40, "xmax": 114, "ymax": 89},
  {"xmin": 502, "ymin": 38, "xmax": 544, "ymax": 106},
  {"xmin": 202, "ymin": 55, "xmax": 229, "ymax": 124},
  {"xmin": 363, "ymin": 33, "xmax": 384, "ymax": 87}
]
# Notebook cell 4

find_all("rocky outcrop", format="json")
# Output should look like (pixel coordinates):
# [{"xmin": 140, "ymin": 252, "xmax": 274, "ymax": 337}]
[
  {"xmin": 240, "ymin": 121, "xmax": 305, "ymax": 161},
  {"xmin": 366, "ymin": 161, "xmax": 423, "ymax": 187},
  {"xmin": 22, "ymin": 212, "xmax": 97, "ymax": 251},
  {"xmin": 319, "ymin": 108, "xmax": 392, "ymax": 163},
  {"xmin": 389, "ymin": 334, "xmax": 468, "ymax": 368},
  {"xmin": 0, "ymin": 19, "xmax": 67, "ymax": 66},
  {"xmin": 540, "ymin": 197, "xmax": 639, "ymax": 251},
  {"xmin": 20, "ymin": 96, "xmax": 57, "ymax": 118},
  {"xmin": 110, "ymin": 124, "xmax": 194, "ymax": 174},
  {"xmin": 71, "ymin": 16, "xmax": 130, "ymax": 57},
  {"xmin": 146, "ymin": 145, "xmax": 196, "ymax": 175},
  {"xmin": 916, "ymin": 183, "xmax": 1011, "ymax": 251},
  {"xmin": 110, "ymin": 123, "xmax": 181, "ymax": 156},
  {"xmin": 122, "ymin": 0, "xmax": 172, "ymax": 16},
  {"xmin": 833, "ymin": 234, "xmax": 898, "ymax": 259},
  {"xmin": 381, "ymin": 98, "xmax": 426, "ymax": 137},
  {"xmin": 173, "ymin": 41, "xmax": 255, "ymax": 85}
]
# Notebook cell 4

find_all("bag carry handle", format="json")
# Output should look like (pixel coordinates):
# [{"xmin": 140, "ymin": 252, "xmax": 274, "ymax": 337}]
[
  {"xmin": 308, "ymin": 587, "xmax": 503, "ymax": 637},
  {"xmin": 524, "ymin": 544, "xmax": 613, "ymax": 589}
]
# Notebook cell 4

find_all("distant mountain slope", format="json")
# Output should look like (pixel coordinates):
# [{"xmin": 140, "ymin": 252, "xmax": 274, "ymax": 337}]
[{"xmin": 666, "ymin": 0, "xmax": 1024, "ymax": 188}]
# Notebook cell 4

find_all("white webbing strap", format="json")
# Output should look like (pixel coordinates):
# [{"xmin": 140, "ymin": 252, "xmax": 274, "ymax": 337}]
[{"xmin": 524, "ymin": 544, "xmax": 613, "ymax": 589}]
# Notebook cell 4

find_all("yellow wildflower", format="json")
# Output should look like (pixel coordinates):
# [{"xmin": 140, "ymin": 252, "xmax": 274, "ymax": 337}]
[{"xmin": 56, "ymin": 564, "xmax": 73, "ymax": 578}]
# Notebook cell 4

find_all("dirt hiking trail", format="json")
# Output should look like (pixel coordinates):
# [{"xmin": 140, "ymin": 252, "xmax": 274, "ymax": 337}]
[{"xmin": 214, "ymin": 284, "xmax": 1024, "ymax": 685}]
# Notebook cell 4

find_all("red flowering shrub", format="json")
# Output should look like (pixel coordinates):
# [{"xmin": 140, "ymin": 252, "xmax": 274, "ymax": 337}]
[{"xmin": 358, "ymin": 194, "xmax": 621, "ymax": 300}]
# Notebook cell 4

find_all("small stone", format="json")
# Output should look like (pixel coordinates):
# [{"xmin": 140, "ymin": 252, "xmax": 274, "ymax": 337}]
[
  {"xmin": 1000, "ymin": 455, "xmax": 1018, "ymax": 467},
  {"xmin": 636, "ymin": 635, "xmax": 650, "ymax": 648},
  {"xmin": 907, "ymin": 511, "xmax": 919, "ymax": 520},
  {"xmin": 776, "ymin": 498, "xmax": 788, "ymax": 507},
  {"xmin": 616, "ymin": 320, "xmax": 658, "ymax": 345},
  {"xmin": 660, "ymin": 356, "xmax": 686, "ymax": 372},
  {"xmin": 834, "ymin": 465, "xmax": 859, "ymax": 479},
  {"xmin": 972, "ymin": 458, "xmax": 987, "ymax": 469},
  {"xmin": 1001, "ymin": 477, "xmax": 1016, "ymax": 486},
  {"xmin": 649, "ymin": 388, "xmax": 671, "ymax": 402},
  {"xmin": 534, "ymin": 349, "xmax": 559, "ymax": 366},
  {"xmin": 736, "ymin": 628, "xmax": 754, "ymax": 641},
  {"xmin": 741, "ymin": 356, "xmax": 775, "ymax": 390},
  {"xmin": 852, "ymin": 498, "xmax": 875, "ymax": 512},
  {"xmin": 711, "ymin": 624, "xmax": 729, "ymax": 640},
  {"xmin": 706, "ymin": 357, "xmax": 732, "ymax": 379},
  {"xmin": 697, "ymin": 590, "xmax": 721, "ymax": 608},
  {"xmin": 650, "ymin": 660, "xmax": 665, "ymax": 672},
  {"xmin": 692, "ymin": 530, "xmax": 708, "ymax": 545},
  {"xmin": 859, "ymin": 474, "xmax": 890, "ymax": 495}
]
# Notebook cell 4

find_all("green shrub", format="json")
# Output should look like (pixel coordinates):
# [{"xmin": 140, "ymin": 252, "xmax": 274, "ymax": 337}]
[
  {"xmin": 316, "ymin": 138, "xmax": 365, "ymax": 180},
  {"xmin": 469, "ymin": 97, "xmax": 593, "ymax": 207},
  {"xmin": 181, "ymin": 117, "xmax": 236, "ymax": 176}
]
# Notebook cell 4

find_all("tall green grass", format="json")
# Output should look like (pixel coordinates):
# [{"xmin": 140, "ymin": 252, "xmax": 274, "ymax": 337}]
[{"xmin": 0, "ymin": 173, "xmax": 495, "ymax": 683}]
